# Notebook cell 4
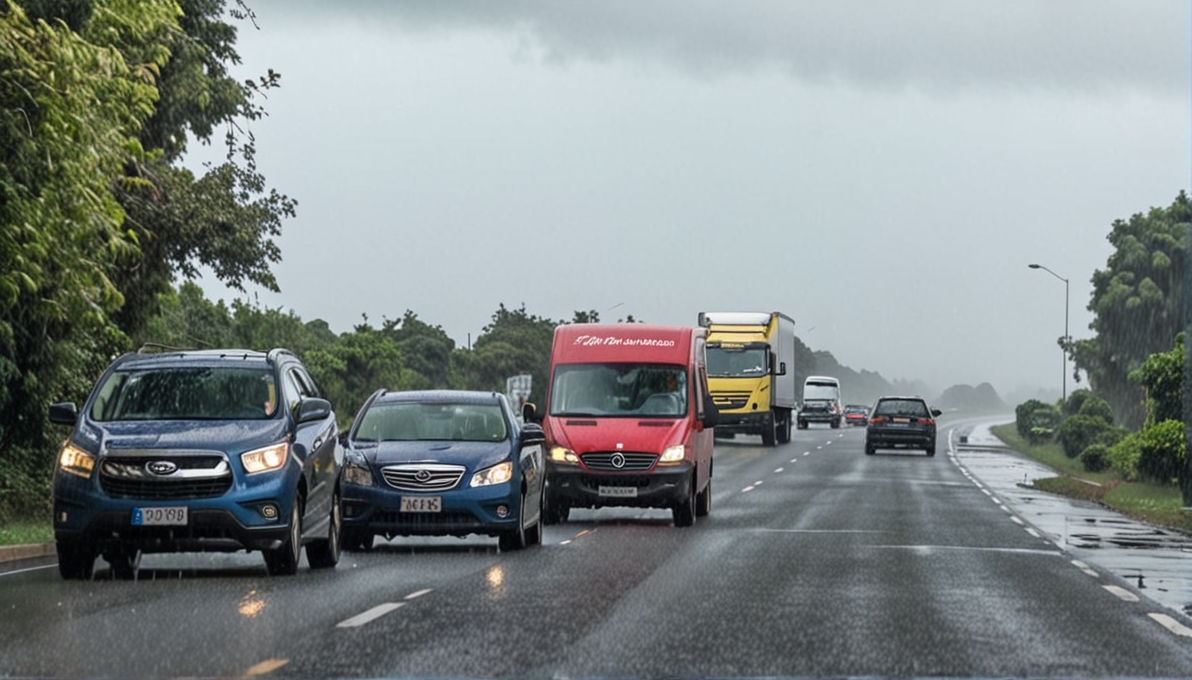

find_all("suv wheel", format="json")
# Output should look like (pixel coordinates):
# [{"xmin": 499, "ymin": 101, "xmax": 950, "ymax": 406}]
[
  {"xmin": 264, "ymin": 499, "xmax": 302, "ymax": 576},
  {"xmin": 56, "ymin": 538, "xmax": 96, "ymax": 580},
  {"xmin": 306, "ymin": 489, "xmax": 341, "ymax": 569}
]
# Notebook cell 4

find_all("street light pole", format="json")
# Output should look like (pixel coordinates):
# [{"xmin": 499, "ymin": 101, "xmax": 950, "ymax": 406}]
[{"xmin": 1029, "ymin": 263, "xmax": 1069, "ymax": 403}]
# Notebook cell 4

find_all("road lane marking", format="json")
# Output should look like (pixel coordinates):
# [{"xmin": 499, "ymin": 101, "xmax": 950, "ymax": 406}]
[
  {"xmin": 803, "ymin": 451, "xmax": 811, "ymax": 456},
  {"xmin": 1071, "ymin": 559, "xmax": 1091, "ymax": 569},
  {"xmin": 870, "ymin": 544, "xmax": 1061, "ymax": 556},
  {"xmin": 824, "ymin": 440, "xmax": 832, "ymax": 446},
  {"xmin": 243, "ymin": 658, "xmax": 289, "ymax": 676},
  {"xmin": 560, "ymin": 540, "xmax": 573, "ymax": 545},
  {"xmin": 574, "ymin": 529, "xmax": 595, "ymax": 539},
  {"xmin": 774, "ymin": 467, "xmax": 784, "ymax": 473},
  {"xmin": 1102, "ymin": 585, "xmax": 1139, "ymax": 602},
  {"xmin": 1070, "ymin": 558, "xmax": 1099, "ymax": 577},
  {"xmin": 790, "ymin": 458, "xmax": 798, "ymax": 463},
  {"xmin": 337, "ymin": 602, "xmax": 405, "ymax": 628},
  {"xmin": 742, "ymin": 486, "xmax": 755, "ymax": 493},
  {"xmin": 756, "ymin": 529, "xmax": 884, "ymax": 534},
  {"xmin": 405, "ymin": 588, "xmax": 433, "ymax": 600},
  {"xmin": 1148, "ymin": 613, "xmax": 1192, "ymax": 637},
  {"xmin": 754, "ymin": 480, "xmax": 764, "ymax": 486},
  {"xmin": 1010, "ymin": 516, "xmax": 1025, "ymax": 526},
  {"xmin": 1025, "ymin": 528, "xmax": 1041, "ymax": 538}
]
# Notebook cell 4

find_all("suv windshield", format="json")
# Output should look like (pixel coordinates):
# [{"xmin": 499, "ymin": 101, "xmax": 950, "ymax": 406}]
[
  {"xmin": 354, "ymin": 402, "xmax": 508, "ymax": 442},
  {"xmin": 89, "ymin": 366, "xmax": 278, "ymax": 421},
  {"xmin": 550, "ymin": 363, "xmax": 687, "ymax": 417}
]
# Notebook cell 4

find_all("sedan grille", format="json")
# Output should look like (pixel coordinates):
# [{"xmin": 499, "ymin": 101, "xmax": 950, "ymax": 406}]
[
  {"xmin": 99, "ymin": 450, "xmax": 232, "ymax": 500},
  {"xmin": 381, "ymin": 464, "xmax": 466, "ymax": 491},
  {"xmin": 581, "ymin": 451, "xmax": 658, "ymax": 472}
]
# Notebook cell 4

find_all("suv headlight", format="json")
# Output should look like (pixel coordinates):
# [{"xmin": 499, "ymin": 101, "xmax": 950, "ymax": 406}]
[
  {"xmin": 659, "ymin": 444, "xmax": 686, "ymax": 464},
  {"xmin": 471, "ymin": 461, "xmax": 513, "ymax": 487},
  {"xmin": 58, "ymin": 443, "xmax": 96, "ymax": 479},
  {"xmin": 241, "ymin": 442, "xmax": 289, "ymax": 474},
  {"xmin": 549, "ymin": 446, "xmax": 579, "ymax": 465},
  {"xmin": 343, "ymin": 460, "xmax": 373, "ymax": 487}
]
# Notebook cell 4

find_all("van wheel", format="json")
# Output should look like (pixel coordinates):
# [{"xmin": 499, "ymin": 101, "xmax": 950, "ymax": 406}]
[
  {"xmin": 57, "ymin": 539, "xmax": 96, "ymax": 580},
  {"xmin": 695, "ymin": 477, "xmax": 711, "ymax": 517},
  {"xmin": 264, "ymin": 499, "xmax": 302, "ymax": 576},
  {"xmin": 673, "ymin": 478, "xmax": 696, "ymax": 527}
]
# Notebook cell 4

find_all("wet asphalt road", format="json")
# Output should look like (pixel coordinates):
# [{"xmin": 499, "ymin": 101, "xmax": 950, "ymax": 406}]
[{"xmin": 2, "ymin": 419, "xmax": 1192, "ymax": 678}]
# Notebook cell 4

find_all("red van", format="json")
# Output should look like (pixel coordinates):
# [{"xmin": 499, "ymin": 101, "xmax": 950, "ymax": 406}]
[{"xmin": 541, "ymin": 324, "xmax": 717, "ymax": 527}]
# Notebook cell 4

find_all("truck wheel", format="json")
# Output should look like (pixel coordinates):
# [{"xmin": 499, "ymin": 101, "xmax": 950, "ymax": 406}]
[
  {"xmin": 778, "ymin": 412, "xmax": 791, "ymax": 443},
  {"xmin": 56, "ymin": 538, "xmax": 96, "ymax": 580},
  {"xmin": 264, "ymin": 499, "xmax": 302, "ymax": 576},
  {"xmin": 865, "ymin": 443, "xmax": 876, "ymax": 456},
  {"xmin": 673, "ymin": 478, "xmax": 696, "ymax": 527},
  {"xmin": 761, "ymin": 415, "xmax": 777, "ymax": 447},
  {"xmin": 695, "ymin": 477, "xmax": 711, "ymax": 517}
]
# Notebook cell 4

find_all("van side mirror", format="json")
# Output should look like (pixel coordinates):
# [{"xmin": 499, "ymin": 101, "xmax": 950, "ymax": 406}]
[
  {"xmin": 49, "ymin": 402, "xmax": 79, "ymax": 426},
  {"xmin": 521, "ymin": 402, "xmax": 540, "ymax": 424},
  {"xmin": 701, "ymin": 394, "xmax": 720, "ymax": 428}
]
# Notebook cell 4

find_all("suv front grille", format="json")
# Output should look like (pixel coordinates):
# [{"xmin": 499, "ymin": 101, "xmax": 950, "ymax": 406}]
[
  {"xmin": 581, "ymin": 452, "xmax": 658, "ymax": 472},
  {"xmin": 381, "ymin": 464, "xmax": 466, "ymax": 491},
  {"xmin": 99, "ymin": 451, "xmax": 232, "ymax": 500}
]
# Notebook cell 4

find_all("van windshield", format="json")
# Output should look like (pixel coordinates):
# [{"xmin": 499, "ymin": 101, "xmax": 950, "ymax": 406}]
[
  {"xmin": 706, "ymin": 347, "xmax": 768, "ymax": 377},
  {"xmin": 550, "ymin": 363, "xmax": 688, "ymax": 418},
  {"xmin": 804, "ymin": 383, "xmax": 839, "ymax": 401}
]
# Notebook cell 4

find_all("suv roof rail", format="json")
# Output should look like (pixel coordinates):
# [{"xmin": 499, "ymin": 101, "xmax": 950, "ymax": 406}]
[
  {"xmin": 266, "ymin": 348, "xmax": 298, "ymax": 364},
  {"xmin": 137, "ymin": 343, "xmax": 195, "ymax": 354}
]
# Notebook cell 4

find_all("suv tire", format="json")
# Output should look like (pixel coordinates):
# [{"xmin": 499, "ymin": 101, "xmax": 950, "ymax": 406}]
[
  {"xmin": 306, "ymin": 489, "xmax": 341, "ymax": 569},
  {"xmin": 264, "ymin": 499, "xmax": 302, "ymax": 576},
  {"xmin": 57, "ymin": 539, "xmax": 96, "ymax": 580}
]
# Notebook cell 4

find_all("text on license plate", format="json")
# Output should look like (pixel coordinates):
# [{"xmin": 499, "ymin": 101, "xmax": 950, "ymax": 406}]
[
  {"xmin": 892, "ymin": 417, "xmax": 911, "ymax": 423},
  {"xmin": 400, "ymin": 496, "xmax": 442, "ymax": 513},
  {"xmin": 132, "ymin": 506, "xmax": 187, "ymax": 526},
  {"xmin": 598, "ymin": 486, "xmax": 638, "ymax": 498}
]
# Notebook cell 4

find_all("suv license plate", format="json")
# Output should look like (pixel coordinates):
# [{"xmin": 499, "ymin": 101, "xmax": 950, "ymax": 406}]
[
  {"xmin": 598, "ymin": 486, "xmax": 638, "ymax": 498},
  {"xmin": 132, "ymin": 506, "xmax": 187, "ymax": 526},
  {"xmin": 400, "ymin": 496, "xmax": 442, "ymax": 513}
]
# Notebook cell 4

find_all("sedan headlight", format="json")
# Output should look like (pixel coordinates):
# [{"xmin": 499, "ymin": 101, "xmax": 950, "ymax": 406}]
[
  {"xmin": 241, "ymin": 442, "xmax": 289, "ymax": 474},
  {"xmin": 659, "ymin": 444, "xmax": 686, "ymax": 464},
  {"xmin": 343, "ymin": 460, "xmax": 373, "ymax": 487},
  {"xmin": 471, "ymin": 460, "xmax": 513, "ymax": 487},
  {"xmin": 58, "ymin": 443, "xmax": 96, "ymax": 479},
  {"xmin": 549, "ymin": 446, "xmax": 579, "ymax": 465}
]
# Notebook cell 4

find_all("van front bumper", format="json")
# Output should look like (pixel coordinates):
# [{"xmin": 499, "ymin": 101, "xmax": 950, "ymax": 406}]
[{"xmin": 546, "ymin": 463, "xmax": 693, "ymax": 510}]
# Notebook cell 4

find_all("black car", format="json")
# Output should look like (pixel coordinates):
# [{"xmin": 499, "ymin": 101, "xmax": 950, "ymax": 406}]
[
  {"xmin": 48, "ymin": 347, "xmax": 343, "ymax": 579},
  {"xmin": 864, "ymin": 396, "xmax": 941, "ymax": 456},
  {"xmin": 340, "ymin": 390, "xmax": 547, "ymax": 551}
]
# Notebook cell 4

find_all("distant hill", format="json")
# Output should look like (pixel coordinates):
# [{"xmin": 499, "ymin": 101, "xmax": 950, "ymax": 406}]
[{"xmin": 935, "ymin": 382, "xmax": 1006, "ymax": 412}]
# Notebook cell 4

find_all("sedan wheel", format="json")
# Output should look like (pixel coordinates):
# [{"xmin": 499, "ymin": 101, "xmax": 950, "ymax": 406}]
[{"xmin": 498, "ymin": 492, "xmax": 529, "ymax": 551}]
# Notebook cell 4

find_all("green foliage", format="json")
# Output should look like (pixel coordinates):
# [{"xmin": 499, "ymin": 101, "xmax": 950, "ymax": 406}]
[
  {"xmin": 1056, "ymin": 414, "xmax": 1112, "ymax": 459},
  {"xmin": 458, "ymin": 304, "xmax": 559, "ymax": 406},
  {"xmin": 1136, "ymin": 419, "xmax": 1186, "ymax": 484},
  {"xmin": 1015, "ymin": 399, "xmax": 1061, "ymax": 442},
  {"xmin": 1061, "ymin": 389, "xmax": 1094, "ymax": 417},
  {"xmin": 1069, "ymin": 191, "xmax": 1190, "ymax": 429},
  {"xmin": 304, "ymin": 323, "xmax": 403, "ymax": 424},
  {"xmin": 1076, "ymin": 393, "xmax": 1114, "ymax": 425},
  {"xmin": 1079, "ymin": 443, "xmax": 1110, "ymax": 473},
  {"xmin": 1129, "ymin": 332, "xmax": 1183, "ymax": 426},
  {"xmin": 1107, "ymin": 431, "xmax": 1144, "ymax": 481}
]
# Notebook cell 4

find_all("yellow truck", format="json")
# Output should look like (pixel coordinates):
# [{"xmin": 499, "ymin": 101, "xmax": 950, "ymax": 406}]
[{"xmin": 698, "ymin": 311, "xmax": 797, "ymax": 446}]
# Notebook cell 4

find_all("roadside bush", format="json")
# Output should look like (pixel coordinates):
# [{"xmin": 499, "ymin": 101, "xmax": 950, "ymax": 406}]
[
  {"xmin": 1076, "ymin": 394, "xmax": 1114, "ymax": 425},
  {"xmin": 1094, "ymin": 426, "xmax": 1128, "ymax": 449},
  {"xmin": 1062, "ymin": 389, "xmax": 1094, "ymax": 417},
  {"xmin": 1079, "ymin": 444, "xmax": 1110, "ymax": 473},
  {"xmin": 1107, "ymin": 431, "xmax": 1143, "ymax": 481},
  {"xmin": 1057, "ymin": 414, "xmax": 1112, "ymax": 459},
  {"xmin": 1016, "ymin": 399, "xmax": 1061, "ymax": 441},
  {"xmin": 1136, "ymin": 420, "xmax": 1186, "ymax": 484}
]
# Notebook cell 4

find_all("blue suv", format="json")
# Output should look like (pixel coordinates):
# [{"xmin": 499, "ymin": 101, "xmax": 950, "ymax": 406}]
[{"xmin": 48, "ymin": 348, "xmax": 343, "ymax": 579}]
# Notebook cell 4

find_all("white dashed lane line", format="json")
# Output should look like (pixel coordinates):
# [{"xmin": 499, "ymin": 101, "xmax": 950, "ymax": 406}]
[
  {"xmin": 405, "ymin": 588, "xmax": 433, "ymax": 600},
  {"xmin": 1103, "ymin": 585, "xmax": 1140, "ymax": 602},
  {"xmin": 774, "ymin": 467, "xmax": 784, "ymax": 473},
  {"xmin": 1149, "ymin": 613, "xmax": 1192, "ymax": 638},
  {"xmin": 337, "ymin": 602, "xmax": 405, "ymax": 628}
]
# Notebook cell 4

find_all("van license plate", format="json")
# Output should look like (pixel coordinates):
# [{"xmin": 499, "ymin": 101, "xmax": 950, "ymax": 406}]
[
  {"xmin": 400, "ymin": 496, "xmax": 442, "ymax": 513},
  {"xmin": 598, "ymin": 486, "xmax": 637, "ymax": 498},
  {"xmin": 132, "ymin": 507, "xmax": 187, "ymax": 526}
]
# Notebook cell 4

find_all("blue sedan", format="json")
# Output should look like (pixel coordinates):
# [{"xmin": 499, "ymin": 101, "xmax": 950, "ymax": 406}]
[{"xmin": 341, "ymin": 390, "xmax": 546, "ymax": 551}]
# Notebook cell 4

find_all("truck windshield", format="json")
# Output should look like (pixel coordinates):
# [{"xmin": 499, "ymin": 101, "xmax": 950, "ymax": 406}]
[
  {"xmin": 706, "ymin": 347, "xmax": 768, "ymax": 377},
  {"xmin": 550, "ymin": 363, "xmax": 688, "ymax": 418},
  {"xmin": 804, "ymin": 384, "xmax": 839, "ymax": 401}
]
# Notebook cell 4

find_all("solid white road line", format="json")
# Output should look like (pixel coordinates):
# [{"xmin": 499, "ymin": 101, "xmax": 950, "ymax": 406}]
[
  {"xmin": 337, "ymin": 602, "xmax": 405, "ymax": 628},
  {"xmin": 405, "ymin": 588, "xmax": 433, "ymax": 600}
]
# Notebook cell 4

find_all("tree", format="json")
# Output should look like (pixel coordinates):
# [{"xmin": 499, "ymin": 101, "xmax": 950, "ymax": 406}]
[
  {"xmin": 456, "ymin": 304, "xmax": 558, "ymax": 405},
  {"xmin": 382, "ymin": 311, "xmax": 454, "ymax": 389},
  {"xmin": 1130, "ymin": 332, "xmax": 1183, "ymax": 427},
  {"xmin": 1070, "ymin": 191, "xmax": 1190, "ymax": 429}
]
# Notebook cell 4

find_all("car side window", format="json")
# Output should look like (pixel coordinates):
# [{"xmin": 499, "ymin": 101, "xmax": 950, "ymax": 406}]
[{"xmin": 281, "ymin": 369, "xmax": 306, "ymax": 417}]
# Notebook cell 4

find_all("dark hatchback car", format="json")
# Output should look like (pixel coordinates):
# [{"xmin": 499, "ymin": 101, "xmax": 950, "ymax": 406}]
[
  {"xmin": 48, "ymin": 348, "xmax": 343, "ymax": 579},
  {"xmin": 864, "ymin": 396, "xmax": 941, "ymax": 456},
  {"xmin": 340, "ymin": 390, "xmax": 546, "ymax": 551}
]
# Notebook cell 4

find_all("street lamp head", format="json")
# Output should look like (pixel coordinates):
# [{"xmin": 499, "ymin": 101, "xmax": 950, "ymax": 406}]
[{"xmin": 1028, "ymin": 264, "xmax": 1041, "ymax": 269}]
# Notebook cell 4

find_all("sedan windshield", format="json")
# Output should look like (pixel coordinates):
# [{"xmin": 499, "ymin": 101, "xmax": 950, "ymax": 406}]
[
  {"xmin": 550, "ymin": 363, "xmax": 687, "ymax": 417},
  {"xmin": 354, "ymin": 402, "xmax": 508, "ymax": 442}
]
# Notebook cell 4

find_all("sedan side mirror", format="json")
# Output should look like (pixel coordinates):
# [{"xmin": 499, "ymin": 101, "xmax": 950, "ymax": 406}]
[{"xmin": 49, "ymin": 402, "xmax": 79, "ymax": 426}]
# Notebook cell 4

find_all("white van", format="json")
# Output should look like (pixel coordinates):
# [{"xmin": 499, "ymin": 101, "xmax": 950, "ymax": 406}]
[{"xmin": 798, "ymin": 376, "xmax": 842, "ymax": 429}]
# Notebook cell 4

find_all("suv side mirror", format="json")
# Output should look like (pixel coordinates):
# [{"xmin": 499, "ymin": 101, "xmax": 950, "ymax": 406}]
[
  {"xmin": 49, "ymin": 402, "xmax": 79, "ymax": 426},
  {"xmin": 931, "ymin": 408, "xmax": 942, "ymax": 418},
  {"xmin": 297, "ymin": 397, "xmax": 333, "ymax": 424}
]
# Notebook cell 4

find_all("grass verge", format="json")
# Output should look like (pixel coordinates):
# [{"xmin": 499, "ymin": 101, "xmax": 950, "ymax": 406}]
[
  {"xmin": 0, "ymin": 519, "xmax": 53, "ymax": 547},
  {"xmin": 989, "ymin": 423, "xmax": 1192, "ymax": 534}
]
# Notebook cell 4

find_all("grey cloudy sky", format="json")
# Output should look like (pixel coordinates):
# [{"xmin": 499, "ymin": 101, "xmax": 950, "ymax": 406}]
[{"xmin": 193, "ymin": 0, "xmax": 1191, "ymax": 400}]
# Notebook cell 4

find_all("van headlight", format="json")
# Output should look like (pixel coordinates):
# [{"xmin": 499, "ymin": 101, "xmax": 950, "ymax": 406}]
[
  {"xmin": 241, "ymin": 442, "xmax": 289, "ymax": 474},
  {"xmin": 659, "ymin": 444, "xmax": 686, "ymax": 464},
  {"xmin": 549, "ymin": 446, "xmax": 579, "ymax": 465},
  {"xmin": 58, "ymin": 443, "xmax": 96, "ymax": 478},
  {"xmin": 471, "ymin": 461, "xmax": 513, "ymax": 487}
]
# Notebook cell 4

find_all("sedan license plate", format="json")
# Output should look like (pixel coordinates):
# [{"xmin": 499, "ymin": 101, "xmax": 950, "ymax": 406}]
[
  {"xmin": 598, "ymin": 486, "xmax": 638, "ymax": 498},
  {"xmin": 132, "ymin": 506, "xmax": 187, "ymax": 526},
  {"xmin": 400, "ymin": 496, "xmax": 442, "ymax": 513}
]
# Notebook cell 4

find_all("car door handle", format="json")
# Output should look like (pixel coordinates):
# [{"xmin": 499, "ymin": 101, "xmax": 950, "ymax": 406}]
[{"xmin": 314, "ymin": 437, "xmax": 324, "ymax": 450}]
